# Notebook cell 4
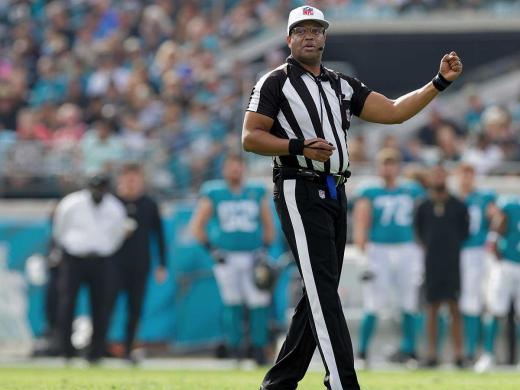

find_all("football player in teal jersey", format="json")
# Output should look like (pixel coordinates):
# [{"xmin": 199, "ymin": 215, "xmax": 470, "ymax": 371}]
[
  {"xmin": 191, "ymin": 153, "xmax": 275, "ymax": 365},
  {"xmin": 353, "ymin": 148, "xmax": 425, "ymax": 366},
  {"xmin": 456, "ymin": 163, "xmax": 496, "ymax": 362},
  {"xmin": 475, "ymin": 194, "xmax": 520, "ymax": 372}
]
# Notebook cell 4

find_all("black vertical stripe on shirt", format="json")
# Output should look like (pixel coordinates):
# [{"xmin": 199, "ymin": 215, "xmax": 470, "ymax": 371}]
[
  {"xmin": 288, "ymin": 71, "xmax": 330, "ymax": 173},
  {"xmin": 280, "ymin": 95, "xmax": 314, "ymax": 170},
  {"xmin": 316, "ymin": 81, "xmax": 344, "ymax": 173}
]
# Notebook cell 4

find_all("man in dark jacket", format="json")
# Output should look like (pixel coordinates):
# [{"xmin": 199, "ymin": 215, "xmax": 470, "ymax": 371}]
[
  {"xmin": 108, "ymin": 163, "xmax": 168, "ymax": 362},
  {"xmin": 414, "ymin": 164, "xmax": 469, "ymax": 367}
]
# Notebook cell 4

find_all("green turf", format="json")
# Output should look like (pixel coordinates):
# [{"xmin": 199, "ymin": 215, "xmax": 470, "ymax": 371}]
[{"xmin": 0, "ymin": 367, "xmax": 518, "ymax": 389}]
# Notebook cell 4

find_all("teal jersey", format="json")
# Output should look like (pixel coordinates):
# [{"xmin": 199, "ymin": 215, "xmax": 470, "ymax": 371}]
[
  {"xmin": 357, "ymin": 180, "xmax": 426, "ymax": 244},
  {"xmin": 463, "ymin": 190, "xmax": 496, "ymax": 248},
  {"xmin": 497, "ymin": 195, "xmax": 520, "ymax": 264},
  {"xmin": 201, "ymin": 180, "xmax": 266, "ymax": 251}
]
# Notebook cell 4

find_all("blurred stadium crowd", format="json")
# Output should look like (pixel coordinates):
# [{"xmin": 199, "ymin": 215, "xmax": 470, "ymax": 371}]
[
  {"xmin": 1, "ymin": 0, "xmax": 520, "ymax": 198},
  {"xmin": 349, "ymin": 98, "xmax": 520, "ymax": 176}
]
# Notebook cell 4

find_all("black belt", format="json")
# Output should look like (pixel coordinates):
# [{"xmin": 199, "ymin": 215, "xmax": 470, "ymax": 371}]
[{"xmin": 273, "ymin": 166, "xmax": 351, "ymax": 187}]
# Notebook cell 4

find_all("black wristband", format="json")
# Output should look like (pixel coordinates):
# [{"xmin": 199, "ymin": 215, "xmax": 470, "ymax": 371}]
[
  {"xmin": 288, "ymin": 139, "xmax": 305, "ymax": 155},
  {"xmin": 432, "ymin": 72, "xmax": 452, "ymax": 92}
]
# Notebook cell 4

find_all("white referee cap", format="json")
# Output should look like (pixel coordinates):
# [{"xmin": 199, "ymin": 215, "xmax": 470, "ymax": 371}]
[{"xmin": 287, "ymin": 6, "xmax": 329, "ymax": 36}]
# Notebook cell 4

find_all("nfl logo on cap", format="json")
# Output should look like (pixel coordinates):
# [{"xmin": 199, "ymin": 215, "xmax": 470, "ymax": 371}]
[{"xmin": 303, "ymin": 6, "xmax": 314, "ymax": 15}]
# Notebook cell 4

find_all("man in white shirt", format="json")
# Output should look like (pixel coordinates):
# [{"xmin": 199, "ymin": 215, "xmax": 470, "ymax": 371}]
[{"xmin": 53, "ymin": 174, "xmax": 127, "ymax": 362}]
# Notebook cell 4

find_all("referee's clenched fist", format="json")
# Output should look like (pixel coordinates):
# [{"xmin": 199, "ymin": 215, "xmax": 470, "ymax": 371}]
[{"xmin": 440, "ymin": 51, "xmax": 463, "ymax": 81}]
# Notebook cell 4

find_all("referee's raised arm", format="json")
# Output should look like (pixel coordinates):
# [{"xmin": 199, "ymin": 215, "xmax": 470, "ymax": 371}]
[{"xmin": 359, "ymin": 51, "xmax": 463, "ymax": 124}]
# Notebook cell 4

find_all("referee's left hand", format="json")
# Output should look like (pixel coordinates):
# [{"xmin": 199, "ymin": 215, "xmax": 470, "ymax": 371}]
[
  {"xmin": 303, "ymin": 138, "xmax": 335, "ymax": 162},
  {"xmin": 439, "ymin": 51, "xmax": 463, "ymax": 82}
]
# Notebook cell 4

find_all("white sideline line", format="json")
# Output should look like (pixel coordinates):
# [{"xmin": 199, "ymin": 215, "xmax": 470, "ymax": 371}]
[{"xmin": 0, "ymin": 357, "xmax": 518, "ymax": 373}]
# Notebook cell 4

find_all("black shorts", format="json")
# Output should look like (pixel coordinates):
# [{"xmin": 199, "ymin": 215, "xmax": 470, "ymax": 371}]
[
  {"xmin": 424, "ymin": 259, "xmax": 460, "ymax": 303},
  {"xmin": 425, "ymin": 278, "xmax": 460, "ymax": 303}
]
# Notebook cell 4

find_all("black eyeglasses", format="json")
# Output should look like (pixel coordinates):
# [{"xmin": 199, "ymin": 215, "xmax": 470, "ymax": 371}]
[{"xmin": 290, "ymin": 26, "xmax": 325, "ymax": 37}]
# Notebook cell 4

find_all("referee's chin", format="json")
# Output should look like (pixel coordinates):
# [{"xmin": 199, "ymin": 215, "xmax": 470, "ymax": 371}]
[{"xmin": 294, "ymin": 52, "xmax": 322, "ymax": 67}]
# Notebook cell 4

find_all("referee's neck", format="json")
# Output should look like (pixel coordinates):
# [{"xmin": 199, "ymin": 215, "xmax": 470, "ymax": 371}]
[
  {"xmin": 291, "ymin": 56, "xmax": 321, "ymax": 77},
  {"xmin": 302, "ymin": 64, "xmax": 321, "ymax": 77}
]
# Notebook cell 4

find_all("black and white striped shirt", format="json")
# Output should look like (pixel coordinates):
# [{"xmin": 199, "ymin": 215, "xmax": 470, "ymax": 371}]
[{"xmin": 247, "ymin": 56, "xmax": 371, "ymax": 174}]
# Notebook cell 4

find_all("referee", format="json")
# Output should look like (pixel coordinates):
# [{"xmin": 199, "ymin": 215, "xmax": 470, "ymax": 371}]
[{"xmin": 242, "ymin": 5, "xmax": 463, "ymax": 390}]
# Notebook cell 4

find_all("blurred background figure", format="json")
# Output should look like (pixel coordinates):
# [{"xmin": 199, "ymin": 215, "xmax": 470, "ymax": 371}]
[
  {"xmin": 80, "ymin": 119, "xmax": 124, "ymax": 176},
  {"xmin": 354, "ymin": 148, "xmax": 425, "ymax": 367},
  {"xmin": 475, "ymin": 190, "xmax": 520, "ymax": 373},
  {"xmin": 414, "ymin": 108, "xmax": 463, "ymax": 149},
  {"xmin": 463, "ymin": 91, "xmax": 486, "ymax": 136},
  {"xmin": 461, "ymin": 133, "xmax": 504, "ymax": 175},
  {"xmin": 348, "ymin": 134, "xmax": 369, "ymax": 163},
  {"xmin": 107, "ymin": 163, "xmax": 168, "ymax": 364},
  {"xmin": 191, "ymin": 153, "xmax": 275, "ymax": 365},
  {"xmin": 414, "ymin": 164, "xmax": 469, "ymax": 368},
  {"xmin": 436, "ymin": 124, "xmax": 462, "ymax": 163},
  {"xmin": 52, "ymin": 174, "xmax": 127, "ymax": 363},
  {"xmin": 455, "ymin": 163, "xmax": 496, "ymax": 363}
]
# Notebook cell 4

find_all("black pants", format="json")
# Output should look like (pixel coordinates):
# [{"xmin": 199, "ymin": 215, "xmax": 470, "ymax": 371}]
[
  {"xmin": 57, "ymin": 253, "xmax": 111, "ymax": 359},
  {"xmin": 45, "ymin": 264, "xmax": 61, "ymax": 336},
  {"xmin": 262, "ymin": 178, "xmax": 360, "ymax": 390},
  {"xmin": 107, "ymin": 262, "xmax": 149, "ymax": 356}
]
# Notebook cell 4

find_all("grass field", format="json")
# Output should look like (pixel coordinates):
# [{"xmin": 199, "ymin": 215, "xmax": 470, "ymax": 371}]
[{"xmin": 0, "ymin": 367, "xmax": 519, "ymax": 390}]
